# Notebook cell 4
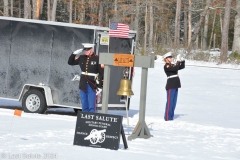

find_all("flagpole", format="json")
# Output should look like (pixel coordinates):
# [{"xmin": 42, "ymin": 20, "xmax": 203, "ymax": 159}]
[{"xmin": 108, "ymin": 19, "xmax": 110, "ymax": 53}]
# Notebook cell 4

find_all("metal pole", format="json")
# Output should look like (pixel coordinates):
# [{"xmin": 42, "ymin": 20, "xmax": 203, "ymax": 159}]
[
  {"xmin": 139, "ymin": 68, "xmax": 148, "ymax": 122},
  {"xmin": 101, "ymin": 65, "xmax": 110, "ymax": 114},
  {"xmin": 125, "ymin": 99, "xmax": 129, "ymax": 126}
]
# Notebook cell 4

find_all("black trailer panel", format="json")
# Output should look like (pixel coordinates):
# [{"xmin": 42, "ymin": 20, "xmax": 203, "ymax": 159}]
[
  {"xmin": 0, "ymin": 20, "xmax": 11, "ymax": 97},
  {"xmin": 0, "ymin": 16, "xmax": 136, "ymax": 110}
]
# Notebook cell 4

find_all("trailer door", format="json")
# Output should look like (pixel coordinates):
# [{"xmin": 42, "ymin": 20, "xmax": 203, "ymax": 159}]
[{"xmin": 95, "ymin": 31, "xmax": 136, "ymax": 109}]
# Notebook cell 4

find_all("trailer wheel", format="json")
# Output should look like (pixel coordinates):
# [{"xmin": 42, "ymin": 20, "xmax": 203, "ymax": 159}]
[{"xmin": 22, "ymin": 89, "xmax": 47, "ymax": 114}]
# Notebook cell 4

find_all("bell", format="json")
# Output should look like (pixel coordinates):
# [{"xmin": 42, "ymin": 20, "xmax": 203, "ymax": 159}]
[{"xmin": 117, "ymin": 78, "xmax": 134, "ymax": 96}]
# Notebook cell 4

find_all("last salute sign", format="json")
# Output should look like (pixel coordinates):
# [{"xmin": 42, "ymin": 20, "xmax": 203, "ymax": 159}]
[{"xmin": 73, "ymin": 112, "xmax": 124, "ymax": 150}]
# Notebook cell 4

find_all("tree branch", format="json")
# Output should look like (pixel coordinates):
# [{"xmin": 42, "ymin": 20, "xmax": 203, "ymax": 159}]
[{"xmin": 189, "ymin": 7, "xmax": 236, "ymax": 12}]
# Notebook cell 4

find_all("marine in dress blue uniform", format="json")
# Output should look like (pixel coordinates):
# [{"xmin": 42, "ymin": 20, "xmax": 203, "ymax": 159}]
[
  {"xmin": 163, "ymin": 52, "xmax": 185, "ymax": 121},
  {"xmin": 68, "ymin": 43, "xmax": 104, "ymax": 112}
]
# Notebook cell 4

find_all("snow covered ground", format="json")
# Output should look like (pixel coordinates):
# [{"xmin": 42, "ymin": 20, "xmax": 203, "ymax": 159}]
[{"xmin": 0, "ymin": 58, "xmax": 240, "ymax": 160}]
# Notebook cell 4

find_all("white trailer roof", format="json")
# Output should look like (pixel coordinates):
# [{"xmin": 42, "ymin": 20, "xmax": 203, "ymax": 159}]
[{"xmin": 0, "ymin": 16, "xmax": 137, "ymax": 34}]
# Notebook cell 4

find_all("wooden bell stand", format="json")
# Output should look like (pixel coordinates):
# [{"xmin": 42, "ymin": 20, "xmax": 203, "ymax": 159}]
[{"xmin": 99, "ymin": 53, "xmax": 155, "ymax": 140}]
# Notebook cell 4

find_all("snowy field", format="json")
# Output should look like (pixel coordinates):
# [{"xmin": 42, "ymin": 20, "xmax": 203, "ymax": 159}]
[{"xmin": 0, "ymin": 58, "xmax": 240, "ymax": 160}]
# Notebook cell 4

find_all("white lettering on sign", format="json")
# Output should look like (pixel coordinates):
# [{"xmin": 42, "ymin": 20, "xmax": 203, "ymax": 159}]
[
  {"xmin": 76, "ymin": 132, "xmax": 88, "ymax": 135},
  {"xmin": 96, "ymin": 115, "xmax": 117, "ymax": 122},
  {"xmin": 99, "ymin": 122, "xmax": 111, "ymax": 126},
  {"xmin": 106, "ymin": 135, "xmax": 119, "ymax": 139},
  {"xmin": 81, "ymin": 113, "xmax": 95, "ymax": 120}
]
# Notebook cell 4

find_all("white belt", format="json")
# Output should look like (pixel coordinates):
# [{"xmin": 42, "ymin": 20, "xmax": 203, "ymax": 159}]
[
  {"xmin": 167, "ymin": 75, "xmax": 178, "ymax": 79},
  {"xmin": 81, "ymin": 72, "xmax": 98, "ymax": 77},
  {"xmin": 81, "ymin": 72, "xmax": 99, "ymax": 84}
]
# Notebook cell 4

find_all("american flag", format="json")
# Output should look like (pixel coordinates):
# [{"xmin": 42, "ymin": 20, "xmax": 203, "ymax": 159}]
[{"xmin": 109, "ymin": 22, "xmax": 130, "ymax": 38}]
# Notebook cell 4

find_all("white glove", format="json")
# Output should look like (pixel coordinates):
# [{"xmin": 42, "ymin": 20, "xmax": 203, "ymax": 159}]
[
  {"xmin": 73, "ymin": 48, "xmax": 83, "ymax": 55},
  {"xmin": 180, "ymin": 56, "xmax": 185, "ymax": 61},
  {"xmin": 176, "ymin": 54, "xmax": 181, "ymax": 62},
  {"xmin": 96, "ymin": 88, "xmax": 102, "ymax": 95}
]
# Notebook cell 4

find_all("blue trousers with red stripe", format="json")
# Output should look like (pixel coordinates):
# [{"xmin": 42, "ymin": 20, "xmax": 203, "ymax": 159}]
[
  {"xmin": 164, "ymin": 89, "xmax": 178, "ymax": 121},
  {"xmin": 79, "ymin": 84, "xmax": 96, "ymax": 112}
]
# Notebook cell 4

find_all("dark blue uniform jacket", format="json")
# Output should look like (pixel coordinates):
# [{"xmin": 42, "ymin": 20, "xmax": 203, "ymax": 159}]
[
  {"xmin": 68, "ymin": 53, "xmax": 104, "ymax": 91},
  {"xmin": 164, "ymin": 61, "xmax": 185, "ymax": 89}
]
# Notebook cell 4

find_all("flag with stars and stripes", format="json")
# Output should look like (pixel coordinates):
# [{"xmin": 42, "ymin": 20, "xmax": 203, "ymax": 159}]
[{"xmin": 109, "ymin": 22, "xmax": 130, "ymax": 38}]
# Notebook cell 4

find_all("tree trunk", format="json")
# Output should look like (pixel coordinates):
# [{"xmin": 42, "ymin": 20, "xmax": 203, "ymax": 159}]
[
  {"xmin": 4, "ymin": 0, "xmax": 8, "ymax": 16},
  {"xmin": 11, "ymin": 0, "xmax": 13, "ymax": 16},
  {"xmin": 32, "ymin": 0, "xmax": 42, "ymax": 19},
  {"xmin": 184, "ymin": 3, "xmax": 188, "ymax": 48},
  {"xmin": 232, "ymin": 0, "xmax": 240, "ymax": 54},
  {"xmin": 220, "ymin": 10, "xmax": 223, "ymax": 34},
  {"xmin": 154, "ymin": 22, "xmax": 158, "ymax": 46},
  {"xmin": 69, "ymin": 0, "xmax": 72, "ymax": 23},
  {"xmin": 74, "ymin": 3, "xmax": 77, "ymax": 21},
  {"xmin": 220, "ymin": 0, "xmax": 232, "ymax": 62},
  {"xmin": 47, "ymin": 0, "xmax": 51, "ymax": 21},
  {"xmin": 203, "ymin": 0, "xmax": 211, "ymax": 50},
  {"xmin": 144, "ymin": 2, "xmax": 148, "ymax": 55},
  {"xmin": 24, "ymin": 0, "xmax": 30, "ymax": 19},
  {"xmin": 201, "ymin": 28, "xmax": 203, "ymax": 50},
  {"xmin": 149, "ymin": 0, "xmax": 153, "ymax": 50},
  {"xmin": 98, "ymin": 0, "xmax": 103, "ymax": 26},
  {"xmin": 209, "ymin": 10, "xmax": 216, "ymax": 49},
  {"xmin": 40, "ymin": 0, "xmax": 44, "ymax": 18},
  {"xmin": 213, "ymin": 33, "xmax": 216, "ymax": 49},
  {"xmin": 51, "ymin": 0, "xmax": 57, "ymax": 21},
  {"xmin": 196, "ymin": 36, "xmax": 199, "ymax": 50},
  {"xmin": 134, "ymin": 0, "xmax": 140, "ymax": 47},
  {"xmin": 174, "ymin": 0, "xmax": 181, "ymax": 48},
  {"xmin": 188, "ymin": 5, "xmax": 209, "ymax": 52},
  {"xmin": 114, "ymin": 0, "xmax": 118, "ymax": 21},
  {"xmin": 188, "ymin": 0, "xmax": 192, "ymax": 47},
  {"xmin": 19, "ymin": 0, "xmax": 21, "ymax": 18},
  {"xmin": 90, "ymin": 0, "xmax": 94, "ymax": 25}
]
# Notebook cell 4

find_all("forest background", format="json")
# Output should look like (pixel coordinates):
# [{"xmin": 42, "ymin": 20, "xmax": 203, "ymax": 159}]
[{"xmin": 1, "ymin": 0, "xmax": 240, "ymax": 64}]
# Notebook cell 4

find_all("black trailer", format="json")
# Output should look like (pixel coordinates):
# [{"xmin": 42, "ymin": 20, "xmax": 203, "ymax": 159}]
[{"xmin": 0, "ymin": 16, "xmax": 136, "ymax": 113}]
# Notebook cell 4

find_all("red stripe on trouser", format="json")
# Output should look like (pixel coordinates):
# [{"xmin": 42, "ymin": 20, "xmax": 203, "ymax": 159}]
[
  {"xmin": 166, "ymin": 89, "xmax": 171, "ymax": 120},
  {"xmin": 94, "ymin": 96, "xmax": 96, "ymax": 112}
]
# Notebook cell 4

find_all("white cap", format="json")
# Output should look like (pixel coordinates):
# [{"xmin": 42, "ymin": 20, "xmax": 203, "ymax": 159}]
[
  {"xmin": 163, "ymin": 52, "xmax": 172, "ymax": 59},
  {"xmin": 82, "ymin": 43, "xmax": 94, "ymax": 49}
]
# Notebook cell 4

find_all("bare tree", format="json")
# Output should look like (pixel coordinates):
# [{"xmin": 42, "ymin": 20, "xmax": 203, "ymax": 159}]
[
  {"xmin": 203, "ymin": 0, "xmax": 211, "ymax": 50},
  {"xmin": 47, "ymin": 0, "xmax": 57, "ymax": 21},
  {"xmin": 98, "ymin": 0, "xmax": 103, "ymax": 26},
  {"xmin": 209, "ymin": 10, "xmax": 217, "ymax": 49},
  {"xmin": 134, "ymin": 0, "xmax": 140, "ymax": 47},
  {"xmin": 149, "ymin": 0, "xmax": 153, "ymax": 50},
  {"xmin": 69, "ymin": 0, "xmax": 72, "ymax": 23},
  {"xmin": 18, "ymin": 0, "xmax": 21, "ymax": 18},
  {"xmin": 184, "ymin": 2, "xmax": 188, "ymax": 47},
  {"xmin": 10, "ymin": 0, "xmax": 13, "ymax": 16},
  {"xmin": 113, "ymin": 0, "xmax": 118, "ymax": 21},
  {"xmin": 144, "ymin": 2, "xmax": 148, "ymax": 55},
  {"xmin": 174, "ymin": 0, "xmax": 181, "ymax": 48},
  {"xmin": 188, "ymin": 0, "xmax": 192, "ymax": 47},
  {"xmin": 4, "ymin": 0, "xmax": 8, "ymax": 16},
  {"xmin": 32, "ymin": 0, "xmax": 42, "ymax": 19},
  {"xmin": 47, "ymin": 0, "xmax": 51, "ymax": 20},
  {"xmin": 81, "ymin": 0, "xmax": 85, "ymax": 24},
  {"xmin": 232, "ymin": 0, "xmax": 240, "ymax": 54},
  {"xmin": 24, "ymin": 0, "xmax": 30, "ymax": 19},
  {"xmin": 188, "ymin": 5, "xmax": 210, "ymax": 52},
  {"xmin": 220, "ymin": 0, "xmax": 232, "ymax": 62},
  {"xmin": 51, "ymin": 0, "xmax": 57, "ymax": 21}
]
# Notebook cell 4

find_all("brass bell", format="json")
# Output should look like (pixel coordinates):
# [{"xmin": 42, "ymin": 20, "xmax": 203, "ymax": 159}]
[
  {"xmin": 117, "ymin": 78, "xmax": 134, "ymax": 96},
  {"xmin": 117, "ymin": 67, "xmax": 134, "ymax": 96}
]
